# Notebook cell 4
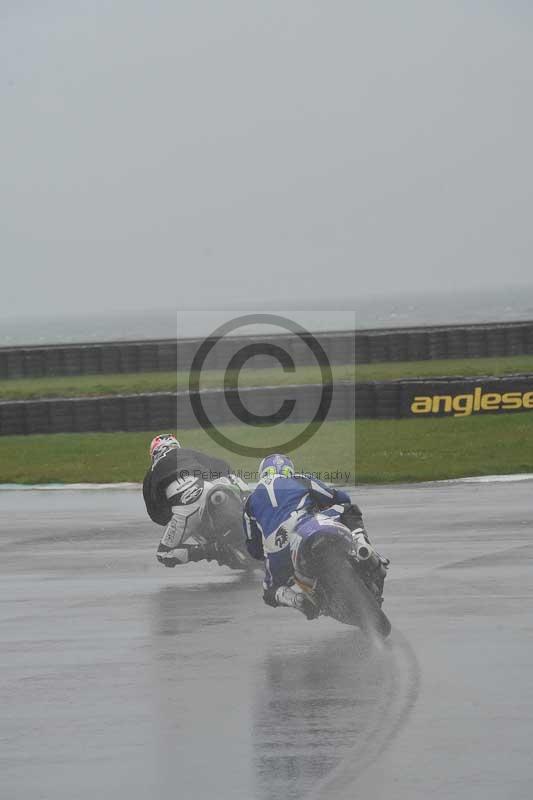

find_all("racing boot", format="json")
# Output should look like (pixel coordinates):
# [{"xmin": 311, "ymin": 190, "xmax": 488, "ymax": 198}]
[
  {"xmin": 156, "ymin": 542, "xmax": 223, "ymax": 567},
  {"xmin": 274, "ymin": 585, "xmax": 320, "ymax": 620}
]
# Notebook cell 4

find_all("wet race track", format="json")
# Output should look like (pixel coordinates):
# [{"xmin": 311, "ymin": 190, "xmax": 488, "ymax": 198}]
[{"xmin": 1, "ymin": 479, "xmax": 532, "ymax": 800}]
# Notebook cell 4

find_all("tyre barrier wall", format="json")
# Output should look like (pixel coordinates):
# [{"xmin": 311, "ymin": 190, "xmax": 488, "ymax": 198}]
[
  {"xmin": 0, "ymin": 383, "xmax": 354, "ymax": 436},
  {"xmin": 355, "ymin": 320, "xmax": 533, "ymax": 363},
  {"xmin": 1, "ymin": 320, "xmax": 533, "ymax": 379},
  {"xmin": 0, "ymin": 332, "xmax": 355, "ymax": 379},
  {"xmin": 1, "ymin": 375, "xmax": 532, "ymax": 436}
]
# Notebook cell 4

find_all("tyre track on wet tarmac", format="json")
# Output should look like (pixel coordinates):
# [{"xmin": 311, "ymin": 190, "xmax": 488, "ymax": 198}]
[
  {"xmin": 252, "ymin": 621, "xmax": 420, "ymax": 800},
  {"xmin": 5, "ymin": 479, "xmax": 532, "ymax": 800},
  {"xmin": 301, "ymin": 631, "xmax": 421, "ymax": 800}
]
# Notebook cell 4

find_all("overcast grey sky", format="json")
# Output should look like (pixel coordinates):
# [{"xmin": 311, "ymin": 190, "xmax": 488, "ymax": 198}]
[{"xmin": 1, "ymin": 0, "xmax": 532, "ymax": 320}]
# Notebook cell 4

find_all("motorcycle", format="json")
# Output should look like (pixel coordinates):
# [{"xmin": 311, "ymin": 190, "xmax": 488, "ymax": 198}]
[
  {"xmin": 291, "ymin": 514, "xmax": 391, "ymax": 637},
  {"xmin": 195, "ymin": 482, "xmax": 254, "ymax": 570}
]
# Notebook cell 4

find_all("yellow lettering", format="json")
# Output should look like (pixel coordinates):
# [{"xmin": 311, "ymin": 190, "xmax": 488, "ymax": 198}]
[
  {"xmin": 480, "ymin": 392, "xmax": 501, "ymax": 410},
  {"xmin": 411, "ymin": 396, "xmax": 432, "ymax": 414},
  {"xmin": 453, "ymin": 394, "xmax": 474, "ymax": 417},
  {"xmin": 431, "ymin": 395, "xmax": 452, "ymax": 413},
  {"xmin": 502, "ymin": 392, "xmax": 523, "ymax": 409},
  {"xmin": 410, "ymin": 389, "xmax": 533, "ymax": 416},
  {"xmin": 522, "ymin": 391, "xmax": 533, "ymax": 409}
]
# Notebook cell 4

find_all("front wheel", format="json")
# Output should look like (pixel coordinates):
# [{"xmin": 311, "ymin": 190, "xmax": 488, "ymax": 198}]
[{"xmin": 317, "ymin": 546, "xmax": 391, "ymax": 638}]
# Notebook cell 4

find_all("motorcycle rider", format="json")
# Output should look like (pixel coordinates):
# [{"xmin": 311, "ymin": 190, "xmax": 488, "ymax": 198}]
[
  {"xmin": 143, "ymin": 434, "xmax": 249, "ymax": 568},
  {"xmin": 243, "ymin": 453, "xmax": 385, "ymax": 619}
]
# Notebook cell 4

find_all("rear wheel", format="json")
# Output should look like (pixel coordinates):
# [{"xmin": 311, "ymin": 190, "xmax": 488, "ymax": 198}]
[
  {"xmin": 205, "ymin": 486, "xmax": 254, "ymax": 570},
  {"xmin": 317, "ymin": 545, "xmax": 391, "ymax": 638}
]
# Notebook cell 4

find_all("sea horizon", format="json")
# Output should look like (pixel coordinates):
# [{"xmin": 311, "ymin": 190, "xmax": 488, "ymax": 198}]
[{"xmin": 2, "ymin": 285, "xmax": 533, "ymax": 348}]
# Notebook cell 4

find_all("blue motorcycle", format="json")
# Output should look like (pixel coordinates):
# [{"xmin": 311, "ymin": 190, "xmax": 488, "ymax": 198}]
[{"xmin": 290, "ymin": 514, "xmax": 391, "ymax": 637}]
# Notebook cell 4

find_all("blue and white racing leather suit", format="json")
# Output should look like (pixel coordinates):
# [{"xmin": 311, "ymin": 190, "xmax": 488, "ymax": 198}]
[{"xmin": 243, "ymin": 475, "xmax": 353, "ymax": 594}]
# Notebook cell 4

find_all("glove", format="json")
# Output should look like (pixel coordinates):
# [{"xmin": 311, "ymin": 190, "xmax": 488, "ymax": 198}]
[
  {"xmin": 340, "ymin": 503, "xmax": 365, "ymax": 532},
  {"xmin": 186, "ymin": 540, "xmax": 230, "ymax": 566},
  {"xmin": 194, "ymin": 541, "xmax": 221, "ymax": 563}
]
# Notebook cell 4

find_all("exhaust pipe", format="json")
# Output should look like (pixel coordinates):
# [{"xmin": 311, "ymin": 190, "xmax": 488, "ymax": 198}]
[
  {"xmin": 356, "ymin": 542, "xmax": 372, "ymax": 561},
  {"xmin": 352, "ymin": 532, "xmax": 389, "ymax": 573},
  {"xmin": 357, "ymin": 542, "xmax": 371, "ymax": 560},
  {"xmin": 352, "ymin": 532, "xmax": 373, "ymax": 561}
]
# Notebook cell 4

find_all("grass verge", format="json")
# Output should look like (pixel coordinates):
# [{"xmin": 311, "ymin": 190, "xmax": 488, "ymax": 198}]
[
  {"xmin": 0, "ymin": 365, "xmax": 353, "ymax": 399},
  {"xmin": 1, "ymin": 414, "xmax": 532, "ymax": 485},
  {"xmin": 0, "ymin": 355, "xmax": 532, "ymax": 400}
]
